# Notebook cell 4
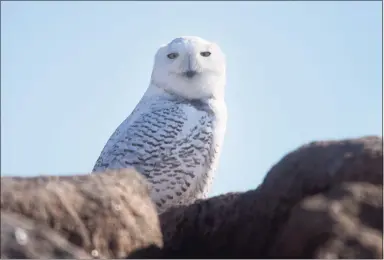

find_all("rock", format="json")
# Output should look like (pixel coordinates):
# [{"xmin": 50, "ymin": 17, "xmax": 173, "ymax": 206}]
[
  {"xmin": 269, "ymin": 182, "xmax": 383, "ymax": 259},
  {"xmin": 1, "ymin": 169, "xmax": 163, "ymax": 258},
  {"xmin": 158, "ymin": 136, "xmax": 383, "ymax": 258},
  {"xmin": 1, "ymin": 211, "xmax": 91, "ymax": 259},
  {"xmin": 159, "ymin": 190, "xmax": 270, "ymax": 258},
  {"xmin": 259, "ymin": 135, "xmax": 383, "ymax": 255}
]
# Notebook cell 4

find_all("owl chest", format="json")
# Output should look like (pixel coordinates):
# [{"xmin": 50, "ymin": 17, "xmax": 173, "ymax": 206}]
[{"xmin": 130, "ymin": 107, "xmax": 217, "ymax": 176}]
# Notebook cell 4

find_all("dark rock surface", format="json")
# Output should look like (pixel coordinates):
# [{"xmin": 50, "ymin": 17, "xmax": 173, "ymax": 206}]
[
  {"xmin": 269, "ymin": 182, "xmax": 383, "ymax": 259},
  {"xmin": 1, "ymin": 169, "xmax": 163, "ymax": 258},
  {"xmin": 1, "ymin": 136, "xmax": 382, "ymax": 259},
  {"xmin": 158, "ymin": 136, "xmax": 383, "ymax": 258}
]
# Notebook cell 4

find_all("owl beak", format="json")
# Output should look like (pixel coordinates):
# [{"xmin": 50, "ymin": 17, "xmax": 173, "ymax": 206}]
[{"xmin": 183, "ymin": 70, "xmax": 197, "ymax": 78}]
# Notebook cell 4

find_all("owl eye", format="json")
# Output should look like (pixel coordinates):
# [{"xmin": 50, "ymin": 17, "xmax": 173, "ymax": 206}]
[
  {"xmin": 200, "ymin": 51, "xmax": 211, "ymax": 57},
  {"xmin": 167, "ymin": 53, "xmax": 179, "ymax": 59}
]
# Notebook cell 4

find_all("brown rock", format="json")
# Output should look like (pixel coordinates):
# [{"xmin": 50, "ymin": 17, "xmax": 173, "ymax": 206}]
[
  {"xmin": 159, "ymin": 190, "xmax": 270, "ymax": 258},
  {"xmin": 158, "ymin": 136, "xmax": 383, "ymax": 258},
  {"xmin": 259, "ymin": 135, "xmax": 383, "ymax": 254},
  {"xmin": 269, "ymin": 182, "xmax": 383, "ymax": 259},
  {"xmin": 1, "ymin": 211, "xmax": 91, "ymax": 259},
  {"xmin": 1, "ymin": 169, "xmax": 163, "ymax": 258}
]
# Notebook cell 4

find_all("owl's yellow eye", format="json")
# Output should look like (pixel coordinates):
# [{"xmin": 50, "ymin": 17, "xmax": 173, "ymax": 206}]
[
  {"xmin": 167, "ymin": 53, "xmax": 179, "ymax": 59},
  {"xmin": 200, "ymin": 51, "xmax": 211, "ymax": 57}
]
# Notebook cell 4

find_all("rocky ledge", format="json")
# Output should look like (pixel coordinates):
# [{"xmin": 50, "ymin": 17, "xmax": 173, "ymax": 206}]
[{"xmin": 1, "ymin": 136, "xmax": 383, "ymax": 259}]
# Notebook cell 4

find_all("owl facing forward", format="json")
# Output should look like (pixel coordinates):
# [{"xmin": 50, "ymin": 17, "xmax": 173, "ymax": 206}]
[{"xmin": 93, "ymin": 36, "xmax": 227, "ymax": 214}]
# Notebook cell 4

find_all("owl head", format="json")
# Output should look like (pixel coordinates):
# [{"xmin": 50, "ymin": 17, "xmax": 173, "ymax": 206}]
[{"xmin": 151, "ymin": 36, "xmax": 226, "ymax": 100}]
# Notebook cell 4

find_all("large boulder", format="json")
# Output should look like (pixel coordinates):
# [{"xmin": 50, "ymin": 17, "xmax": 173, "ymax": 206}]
[
  {"xmin": 1, "ymin": 169, "xmax": 163, "ymax": 258},
  {"xmin": 158, "ymin": 136, "xmax": 383, "ymax": 258}
]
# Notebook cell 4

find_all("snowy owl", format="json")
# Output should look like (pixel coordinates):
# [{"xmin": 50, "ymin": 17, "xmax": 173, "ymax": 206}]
[{"xmin": 93, "ymin": 36, "xmax": 227, "ymax": 214}]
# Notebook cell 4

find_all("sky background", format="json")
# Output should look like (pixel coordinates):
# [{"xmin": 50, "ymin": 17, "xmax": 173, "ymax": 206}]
[{"xmin": 1, "ymin": 1, "xmax": 382, "ymax": 196}]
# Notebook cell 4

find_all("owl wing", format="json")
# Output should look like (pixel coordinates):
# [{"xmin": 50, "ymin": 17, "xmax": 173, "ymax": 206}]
[
  {"xmin": 92, "ymin": 95, "xmax": 153, "ymax": 172},
  {"xmin": 92, "ymin": 97, "xmax": 210, "ymax": 177}
]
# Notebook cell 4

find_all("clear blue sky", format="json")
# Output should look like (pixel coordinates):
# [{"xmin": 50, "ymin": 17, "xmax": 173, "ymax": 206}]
[{"xmin": 1, "ymin": 1, "xmax": 382, "ymax": 196}]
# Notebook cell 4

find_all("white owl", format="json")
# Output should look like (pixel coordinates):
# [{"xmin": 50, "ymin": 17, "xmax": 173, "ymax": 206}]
[{"xmin": 93, "ymin": 36, "xmax": 227, "ymax": 214}]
